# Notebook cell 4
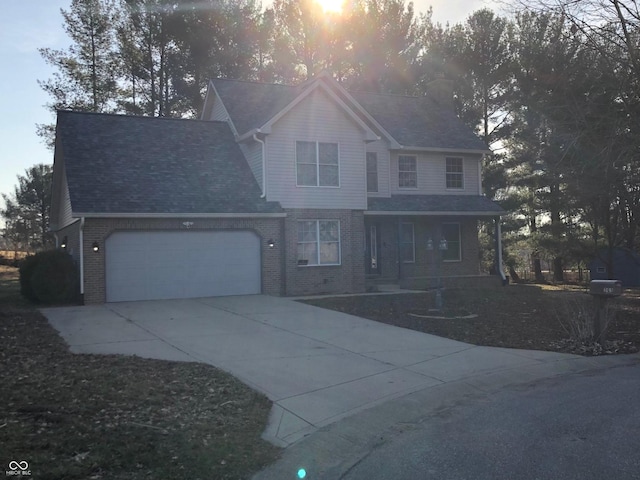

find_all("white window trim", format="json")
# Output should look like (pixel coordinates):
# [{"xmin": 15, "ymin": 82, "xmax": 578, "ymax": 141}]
[
  {"xmin": 366, "ymin": 152, "xmax": 378, "ymax": 193},
  {"xmin": 295, "ymin": 141, "xmax": 341, "ymax": 188},
  {"xmin": 398, "ymin": 155, "xmax": 418, "ymax": 189},
  {"xmin": 297, "ymin": 220, "xmax": 342, "ymax": 266},
  {"xmin": 401, "ymin": 222, "xmax": 415, "ymax": 263},
  {"xmin": 442, "ymin": 222, "xmax": 462, "ymax": 262},
  {"xmin": 445, "ymin": 157, "xmax": 465, "ymax": 190}
]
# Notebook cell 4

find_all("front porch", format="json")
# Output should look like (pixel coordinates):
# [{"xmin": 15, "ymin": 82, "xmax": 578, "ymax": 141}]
[{"xmin": 364, "ymin": 214, "xmax": 504, "ymax": 292}]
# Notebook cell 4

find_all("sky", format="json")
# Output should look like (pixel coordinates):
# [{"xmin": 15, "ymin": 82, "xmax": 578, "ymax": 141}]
[{"xmin": 0, "ymin": 0, "xmax": 498, "ymax": 207}]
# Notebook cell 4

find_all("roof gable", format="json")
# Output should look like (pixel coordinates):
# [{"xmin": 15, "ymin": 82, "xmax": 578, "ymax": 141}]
[
  {"xmin": 56, "ymin": 111, "xmax": 282, "ymax": 215},
  {"xmin": 350, "ymin": 91, "xmax": 489, "ymax": 152},
  {"xmin": 208, "ymin": 78, "xmax": 301, "ymax": 136},
  {"xmin": 206, "ymin": 74, "xmax": 489, "ymax": 153},
  {"xmin": 209, "ymin": 76, "xmax": 378, "ymax": 142}
]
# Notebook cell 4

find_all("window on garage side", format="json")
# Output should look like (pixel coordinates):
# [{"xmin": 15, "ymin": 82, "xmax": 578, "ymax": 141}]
[
  {"xmin": 398, "ymin": 155, "xmax": 417, "ymax": 188},
  {"xmin": 441, "ymin": 223, "xmax": 461, "ymax": 261},
  {"xmin": 297, "ymin": 220, "xmax": 341, "ymax": 266},
  {"xmin": 446, "ymin": 157, "xmax": 464, "ymax": 189},
  {"xmin": 401, "ymin": 222, "xmax": 415, "ymax": 263},
  {"xmin": 296, "ymin": 141, "xmax": 340, "ymax": 187}
]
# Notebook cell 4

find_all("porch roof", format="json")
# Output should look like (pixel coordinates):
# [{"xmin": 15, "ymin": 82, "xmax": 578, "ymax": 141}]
[{"xmin": 366, "ymin": 195, "xmax": 504, "ymax": 216}]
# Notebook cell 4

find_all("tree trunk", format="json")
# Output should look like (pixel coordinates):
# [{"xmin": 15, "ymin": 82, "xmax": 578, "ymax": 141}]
[
  {"xmin": 533, "ymin": 256, "xmax": 544, "ymax": 282},
  {"xmin": 553, "ymin": 256, "xmax": 564, "ymax": 282},
  {"xmin": 508, "ymin": 265, "xmax": 521, "ymax": 283}
]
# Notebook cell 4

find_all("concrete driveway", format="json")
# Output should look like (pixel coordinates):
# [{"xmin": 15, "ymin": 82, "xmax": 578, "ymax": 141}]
[{"xmin": 41, "ymin": 294, "xmax": 609, "ymax": 447}]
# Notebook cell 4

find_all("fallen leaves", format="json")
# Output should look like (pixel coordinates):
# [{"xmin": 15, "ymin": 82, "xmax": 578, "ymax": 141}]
[{"xmin": 0, "ymin": 307, "xmax": 280, "ymax": 479}]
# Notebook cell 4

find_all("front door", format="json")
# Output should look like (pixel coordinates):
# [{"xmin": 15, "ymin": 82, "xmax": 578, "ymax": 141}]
[{"xmin": 366, "ymin": 223, "xmax": 381, "ymax": 275}]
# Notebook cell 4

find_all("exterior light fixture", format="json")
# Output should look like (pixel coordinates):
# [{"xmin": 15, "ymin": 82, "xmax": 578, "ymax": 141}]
[
  {"xmin": 426, "ymin": 237, "xmax": 434, "ymax": 251},
  {"xmin": 92, "ymin": 241, "xmax": 100, "ymax": 253},
  {"xmin": 439, "ymin": 238, "xmax": 448, "ymax": 251},
  {"xmin": 267, "ymin": 239, "xmax": 275, "ymax": 249},
  {"xmin": 60, "ymin": 236, "xmax": 68, "ymax": 249}
]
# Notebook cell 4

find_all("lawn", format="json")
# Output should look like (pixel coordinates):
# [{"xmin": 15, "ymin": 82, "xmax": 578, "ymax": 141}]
[
  {"xmin": 0, "ymin": 266, "xmax": 280, "ymax": 479},
  {"xmin": 302, "ymin": 284, "xmax": 640, "ymax": 355}
]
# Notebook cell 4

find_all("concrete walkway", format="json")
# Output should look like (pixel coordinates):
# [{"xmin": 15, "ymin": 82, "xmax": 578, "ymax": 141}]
[{"xmin": 40, "ymin": 294, "xmax": 630, "ymax": 450}]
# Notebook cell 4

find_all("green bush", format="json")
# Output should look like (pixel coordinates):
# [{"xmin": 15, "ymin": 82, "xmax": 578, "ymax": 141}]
[
  {"xmin": 19, "ymin": 255, "xmax": 39, "ymax": 302},
  {"xmin": 19, "ymin": 250, "xmax": 79, "ymax": 304}
]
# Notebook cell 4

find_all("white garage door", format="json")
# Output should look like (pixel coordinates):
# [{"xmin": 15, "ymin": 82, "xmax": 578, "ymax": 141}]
[{"xmin": 105, "ymin": 230, "xmax": 261, "ymax": 302}]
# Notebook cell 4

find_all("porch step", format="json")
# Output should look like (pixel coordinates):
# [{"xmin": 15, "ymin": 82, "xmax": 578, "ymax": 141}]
[{"xmin": 375, "ymin": 284, "xmax": 401, "ymax": 292}]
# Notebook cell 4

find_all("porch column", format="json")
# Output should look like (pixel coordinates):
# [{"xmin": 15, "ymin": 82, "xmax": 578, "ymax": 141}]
[{"xmin": 494, "ymin": 216, "xmax": 507, "ymax": 284}]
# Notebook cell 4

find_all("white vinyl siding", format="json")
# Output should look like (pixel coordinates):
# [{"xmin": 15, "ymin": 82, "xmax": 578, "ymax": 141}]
[
  {"xmin": 240, "ymin": 141, "xmax": 263, "ymax": 190},
  {"xmin": 265, "ymin": 89, "xmax": 367, "ymax": 209},
  {"xmin": 297, "ymin": 220, "xmax": 341, "ymax": 266},
  {"xmin": 390, "ymin": 153, "xmax": 481, "ymax": 195},
  {"xmin": 210, "ymin": 96, "xmax": 230, "ymax": 121},
  {"xmin": 60, "ymin": 173, "xmax": 73, "ymax": 227}
]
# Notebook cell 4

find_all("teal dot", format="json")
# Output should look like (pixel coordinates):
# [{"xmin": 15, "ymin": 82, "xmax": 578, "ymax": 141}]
[{"xmin": 297, "ymin": 468, "xmax": 307, "ymax": 479}]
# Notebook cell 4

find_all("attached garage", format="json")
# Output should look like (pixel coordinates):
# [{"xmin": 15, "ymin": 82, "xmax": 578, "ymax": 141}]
[{"xmin": 105, "ymin": 230, "xmax": 261, "ymax": 302}]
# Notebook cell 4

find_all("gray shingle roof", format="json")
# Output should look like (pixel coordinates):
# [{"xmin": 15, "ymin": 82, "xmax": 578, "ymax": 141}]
[
  {"xmin": 367, "ymin": 195, "xmax": 504, "ymax": 215},
  {"xmin": 350, "ymin": 91, "xmax": 489, "ymax": 151},
  {"xmin": 211, "ymin": 78, "xmax": 301, "ymax": 135},
  {"xmin": 211, "ymin": 77, "xmax": 488, "ymax": 152},
  {"xmin": 57, "ymin": 111, "xmax": 283, "ymax": 215}
]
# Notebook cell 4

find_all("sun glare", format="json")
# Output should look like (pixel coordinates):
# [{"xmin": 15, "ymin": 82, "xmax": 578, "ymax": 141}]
[{"xmin": 316, "ymin": 0, "xmax": 343, "ymax": 13}]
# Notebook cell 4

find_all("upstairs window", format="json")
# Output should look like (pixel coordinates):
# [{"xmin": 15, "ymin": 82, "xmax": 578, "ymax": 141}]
[
  {"xmin": 366, "ymin": 152, "xmax": 378, "ymax": 192},
  {"xmin": 296, "ymin": 141, "xmax": 339, "ymax": 187},
  {"xmin": 446, "ymin": 157, "xmax": 464, "ymax": 189},
  {"xmin": 398, "ymin": 155, "xmax": 417, "ymax": 188}
]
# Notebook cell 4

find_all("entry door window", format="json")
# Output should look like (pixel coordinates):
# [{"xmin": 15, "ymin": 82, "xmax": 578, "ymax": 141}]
[{"xmin": 401, "ymin": 223, "xmax": 415, "ymax": 263}]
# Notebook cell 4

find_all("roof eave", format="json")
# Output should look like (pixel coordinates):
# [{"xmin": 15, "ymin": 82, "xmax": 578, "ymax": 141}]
[
  {"xmin": 394, "ymin": 146, "xmax": 492, "ymax": 155},
  {"xmin": 364, "ymin": 210, "xmax": 504, "ymax": 216},
  {"xmin": 72, "ymin": 212, "xmax": 287, "ymax": 219}
]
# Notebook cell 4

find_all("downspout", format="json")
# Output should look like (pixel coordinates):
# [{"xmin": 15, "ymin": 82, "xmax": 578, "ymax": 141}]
[
  {"xmin": 494, "ymin": 216, "xmax": 507, "ymax": 285},
  {"xmin": 79, "ymin": 217, "xmax": 85, "ymax": 299},
  {"xmin": 253, "ymin": 132, "xmax": 266, "ymax": 198}
]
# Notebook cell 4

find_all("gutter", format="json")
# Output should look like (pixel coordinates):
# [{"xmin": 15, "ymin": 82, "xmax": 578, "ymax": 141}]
[
  {"xmin": 79, "ymin": 217, "xmax": 85, "ymax": 297},
  {"xmin": 72, "ymin": 212, "xmax": 286, "ymax": 219},
  {"xmin": 495, "ymin": 217, "xmax": 507, "ymax": 284},
  {"xmin": 364, "ymin": 210, "xmax": 504, "ymax": 217},
  {"xmin": 253, "ymin": 132, "xmax": 267, "ymax": 198},
  {"xmin": 394, "ymin": 145, "xmax": 491, "ymax": 155}
]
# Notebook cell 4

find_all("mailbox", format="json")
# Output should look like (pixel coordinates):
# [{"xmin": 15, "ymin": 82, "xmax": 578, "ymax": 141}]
[{"xmin": 589, "ymin": 279, "xmax": 623, "ymax": 297}]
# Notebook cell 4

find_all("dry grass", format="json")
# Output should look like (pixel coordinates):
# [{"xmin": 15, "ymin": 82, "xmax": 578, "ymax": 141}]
[
  {"xmin": 302, "ymin": 285, "xmax": 640, "ymax": 355},
  {"xmin": 0, "ymin": 267, "xmax": 281, "ymax": 479}
]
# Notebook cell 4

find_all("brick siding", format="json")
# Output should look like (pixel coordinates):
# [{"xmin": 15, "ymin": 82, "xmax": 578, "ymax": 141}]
[
  {"xmin": 82, "ymin": 217, "xmax": 283, "ymax": 304},
  {"xmin": 284, "ymin": 209, "xmax": 366, "ymax": 296}
]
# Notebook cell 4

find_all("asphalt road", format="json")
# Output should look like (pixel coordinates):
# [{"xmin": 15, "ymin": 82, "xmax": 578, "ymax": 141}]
[{"xmin": 342, "ymin": 362, "xmax": 640, "ymax": 480}]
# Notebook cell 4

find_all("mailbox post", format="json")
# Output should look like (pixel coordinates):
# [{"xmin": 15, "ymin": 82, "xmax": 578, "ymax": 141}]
[{"xmin": 588, "ymin": 280, "xmax": 623, "ymax": 343}]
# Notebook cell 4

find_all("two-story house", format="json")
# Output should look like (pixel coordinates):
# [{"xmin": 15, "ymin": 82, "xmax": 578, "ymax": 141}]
[{"xmin": 50, "ymin": 72, "xmax": 505, "ymax": 304}]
